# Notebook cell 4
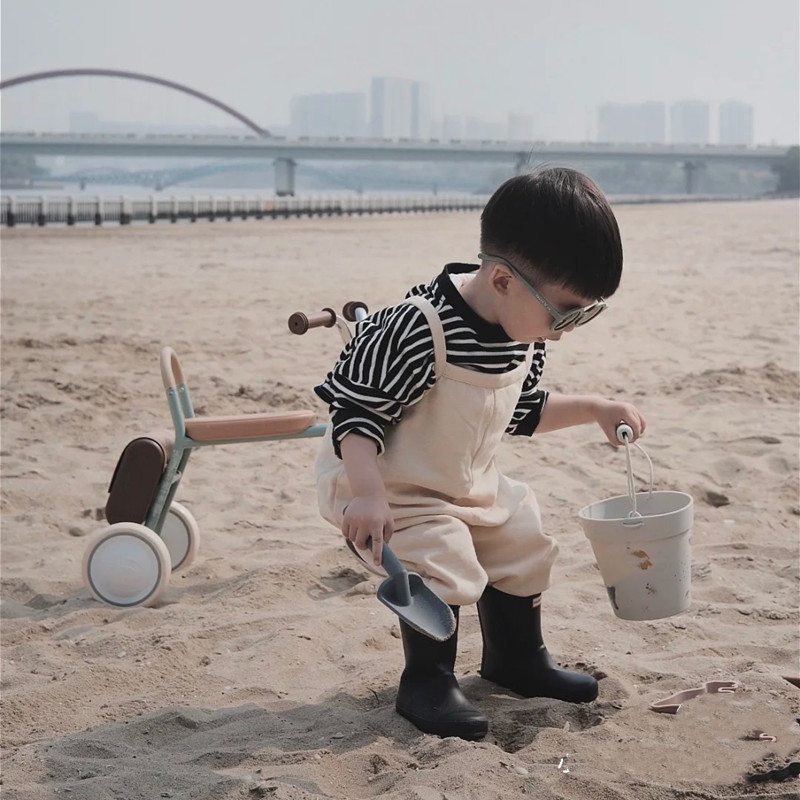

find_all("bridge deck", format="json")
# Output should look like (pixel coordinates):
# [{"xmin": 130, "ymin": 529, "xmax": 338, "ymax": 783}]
[{"xmin": 0, "ymin": 132, "xmax": 788, "ymax": 165}]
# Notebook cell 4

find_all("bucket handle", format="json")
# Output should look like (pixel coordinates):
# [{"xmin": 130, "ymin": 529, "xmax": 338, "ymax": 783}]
[{"xmin": 617, "ymin": 424, "xmax": 654, "ymax": 520}]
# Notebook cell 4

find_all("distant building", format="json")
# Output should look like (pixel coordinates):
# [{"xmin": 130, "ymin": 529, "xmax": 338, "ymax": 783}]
[
  {"xmin": 464, "ymin": 117, "xmax": 506, "ymax": 141},
  {"xmin": 411, "ymin": 82, "xmax": 431, "ymax": 140},
  {"xmin": 370, "ymin": 77, "xmax": 431, "ymax": 139},
  {"xmin": 69, "ymin": 111, "xmax": 102, "ymax": 133},
  {"xmin": 442, "ymin": 115, "xmax": 464, "ymax": 141},
  {"xmin": 670, "ymin": 100, "xmax": 710, "ymax": 144},
  {"xmin": 718, "ymin": 100, "xmax": 754, "ymax": 145},
  {"xmin": 289, "ymin": 92, "xmax": 366, "ymax": 138},
  {"xmin": 596, "ymin": 102, "xmax": 665, "ymax": 143},
  {"xmin": 508, "ymin": 113, "xmax": 534, "ymax": 141},
  {"xmin": 370, "ymin": 77, "xmax": 410, "ymax": 138}
]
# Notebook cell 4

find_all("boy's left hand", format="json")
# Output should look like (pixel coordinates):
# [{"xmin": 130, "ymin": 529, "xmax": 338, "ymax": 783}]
[{"xmin": 592, "ymin": 399, "xmax": 646, "ymax": 445}]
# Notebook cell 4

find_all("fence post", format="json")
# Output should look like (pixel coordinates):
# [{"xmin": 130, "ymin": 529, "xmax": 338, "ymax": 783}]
[
  {"xmin": 67, "ymin": 196, "xmax": 76, "ymax": 226},
  {"xmin": 37, "ymin": 196, "xmax": 47, "ymax": 227},
  {"xmin": 170, "ymin": 196, "xmax": 178, "ymax": 223},
  {"xmin": 94, "ymin": 197, "xmax": 103, "ymax": 226},
  {"xmin": 120, "ymin": 196, "xmax": 131, "ymax": 225},
  {"xmin": 6, "ymin": 196, "xmax": 16, "ymax": 228},
  {"xmin": 191, "ymin": 196, "xmax": 198, "ymax": 223}
]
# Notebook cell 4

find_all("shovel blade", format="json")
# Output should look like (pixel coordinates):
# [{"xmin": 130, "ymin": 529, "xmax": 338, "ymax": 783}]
[{"xmin": 377, "ymin": 572, "xmax": 456, "ymax": 641}]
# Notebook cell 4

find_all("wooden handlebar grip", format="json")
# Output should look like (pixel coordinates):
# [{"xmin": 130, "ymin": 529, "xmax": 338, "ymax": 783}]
[{"xmin": 288, "ymin": 308, "xmax": 336, "ymax": 335}]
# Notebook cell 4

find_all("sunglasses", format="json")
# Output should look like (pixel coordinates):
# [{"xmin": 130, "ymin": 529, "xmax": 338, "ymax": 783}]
[{"xmin": 478, "ymin": 252, "xmax": 607, "ymax": 332}]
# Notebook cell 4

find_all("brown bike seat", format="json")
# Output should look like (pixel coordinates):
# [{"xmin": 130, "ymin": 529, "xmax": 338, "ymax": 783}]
[{"xmin": 184, "ymin": 410, "xmax": 316, "ymax": 442}]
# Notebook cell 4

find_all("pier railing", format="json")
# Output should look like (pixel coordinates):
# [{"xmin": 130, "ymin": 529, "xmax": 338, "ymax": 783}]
[{"xmin": 0, "ymin": 193, "xmax": 489, "ymax": 227}]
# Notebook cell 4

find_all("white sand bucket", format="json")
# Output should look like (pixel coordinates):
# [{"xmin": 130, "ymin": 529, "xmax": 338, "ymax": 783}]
[{"xmin": 578, "ymin": 425, "xmax": 693, "ymax": 621}]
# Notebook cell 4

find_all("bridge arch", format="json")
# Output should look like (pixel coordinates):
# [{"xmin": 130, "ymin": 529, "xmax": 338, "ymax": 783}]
[{"xmin": 0, "ymin": 68, "xmax": 269, "ymax": 137}]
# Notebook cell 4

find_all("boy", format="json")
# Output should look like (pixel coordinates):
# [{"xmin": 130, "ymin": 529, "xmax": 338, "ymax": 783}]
[{"xmin": 314, "ymin": 168, "xmax": 645, "ymax": 741}]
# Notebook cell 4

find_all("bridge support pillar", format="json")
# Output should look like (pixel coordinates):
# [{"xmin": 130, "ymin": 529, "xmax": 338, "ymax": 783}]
[
  {"xmin": 682, "ymin": 161, "xmax": 705, "ymax": 194},
  {"xmin": 274, "ymin": 158, "xmax": 296, "ymax": 197}
]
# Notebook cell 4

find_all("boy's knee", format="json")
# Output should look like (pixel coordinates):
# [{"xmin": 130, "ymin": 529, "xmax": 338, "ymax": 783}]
[{"xmin": 426, "ymin": 570, "xmax": 488, "ymax": 607}]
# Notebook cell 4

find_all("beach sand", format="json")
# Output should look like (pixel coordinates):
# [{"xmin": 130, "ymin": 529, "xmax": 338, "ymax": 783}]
[{"xmin": 1, "ymin": 198, "xmax": 798, "ymax": 799}]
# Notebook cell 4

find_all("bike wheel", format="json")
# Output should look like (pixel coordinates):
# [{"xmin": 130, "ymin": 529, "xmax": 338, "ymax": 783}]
[
  {"xmin": 82, "ymin": 523, "xmax": 171, "ymax": 607},
  {"xmin": 161, "ymin": 501, "xmax": 200, "ymax": 571}
]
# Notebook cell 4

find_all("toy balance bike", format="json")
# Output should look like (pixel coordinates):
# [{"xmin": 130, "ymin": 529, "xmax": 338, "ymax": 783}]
[{"xmin": 81, "ymin": 302, "xmax": 368, "ymax": 609}]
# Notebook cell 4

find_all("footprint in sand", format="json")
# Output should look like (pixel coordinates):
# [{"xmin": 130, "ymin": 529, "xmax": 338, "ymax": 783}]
[
  {"xmin": 704, "ymin": 455, "xmax": 747, "ymax": 486},
  {"xmin": 490, "ymin": 700, "xmax": 610, "ymax": 754}
]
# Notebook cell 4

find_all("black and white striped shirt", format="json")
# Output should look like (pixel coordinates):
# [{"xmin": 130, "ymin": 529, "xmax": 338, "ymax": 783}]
[{"xmin": 314, "ymin": 264, "xmax": 548, "ymax": 456}]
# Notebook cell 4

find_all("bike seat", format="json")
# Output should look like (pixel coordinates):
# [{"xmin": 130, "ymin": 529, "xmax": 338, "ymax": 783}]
[{"xmin": 184, "ymin": 409, "xmax": 316, "ymax": 442}]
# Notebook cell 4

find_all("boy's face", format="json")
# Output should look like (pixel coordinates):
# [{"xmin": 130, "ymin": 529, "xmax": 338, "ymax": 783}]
[
  {"xmin": 478, "ymin": 254, "xmax": 606, "ymax": 344},
  {"xmin": 492, "ymin": 266, "xmax": 601, "ymax": 344}
]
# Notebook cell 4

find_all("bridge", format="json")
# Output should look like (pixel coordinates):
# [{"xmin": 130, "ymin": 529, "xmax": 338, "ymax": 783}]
[
  {"xmin": 0, "ymin": 131, "xmax": 788, "ymax": 195},
  {"xmin": 0, "ymin": 69, "xmax": 792, "ymax": 195},
  {"xmin": 43, "ymin": 161, "xmax": 417, "ymax": 192}
]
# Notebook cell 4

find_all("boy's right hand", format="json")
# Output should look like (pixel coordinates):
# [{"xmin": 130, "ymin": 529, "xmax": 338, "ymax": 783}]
[{"xmin": 342, "ymin": 492, "xmax": 394, "ymax": 567}]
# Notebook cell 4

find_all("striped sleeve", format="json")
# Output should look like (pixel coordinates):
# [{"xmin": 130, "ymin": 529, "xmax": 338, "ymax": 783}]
[
  {"xmin": 314, "ymin": 303, "xmax": 436, "ymax": 456},
  {"xmin": 506, "ymin": 343, "xmax": 549, "ymax": 436}
]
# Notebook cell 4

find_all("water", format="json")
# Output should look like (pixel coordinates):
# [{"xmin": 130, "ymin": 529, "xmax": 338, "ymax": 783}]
[
  {"xmin": 0, "ymin": 183, "xmax": 446, "ymax": 200},
  {"xmin": 1, "ymin": 182, "xmax": 756, "ymax": 209}
]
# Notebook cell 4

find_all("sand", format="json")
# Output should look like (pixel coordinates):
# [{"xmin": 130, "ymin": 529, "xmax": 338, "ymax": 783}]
[{"xmin": 1, "ymin": 198, "xmax": 798, "ymax": 800}]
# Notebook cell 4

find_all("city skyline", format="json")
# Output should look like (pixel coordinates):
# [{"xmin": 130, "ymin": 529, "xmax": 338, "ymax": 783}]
[
  {"xmin": 288, "ymin": 86, "xmax": 758, "ymax": 145},
  {"xmin": 1, "ymin": 0, "xmax": 797, "ymax": 145},
  {"xmin": 596, "ymin": 99, "xmax": 756, "ymax": 146},
  {"xmin": 68, "ymin": 84, "xmax": 760, "ymax": 147}
]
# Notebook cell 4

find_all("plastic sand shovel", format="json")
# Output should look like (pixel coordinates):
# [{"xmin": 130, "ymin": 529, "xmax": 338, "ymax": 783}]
[{"xmin": 362, "ymin": 538, "xmax": 456, "ymax": 641}]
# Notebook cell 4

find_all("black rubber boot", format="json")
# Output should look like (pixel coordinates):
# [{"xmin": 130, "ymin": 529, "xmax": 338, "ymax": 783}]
[
  {"xmin": 477, "ymin": 586, "xmax": 598, "ymax": 703},
  {"xmin": 395, "ymin": 606, "xmax": 489, "ymax": 741}
]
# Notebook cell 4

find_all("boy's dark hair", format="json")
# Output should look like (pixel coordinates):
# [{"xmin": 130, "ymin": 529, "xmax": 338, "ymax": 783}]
[{"xmin": 480, "ymin": 167, "xmax": 623, "ymax": 298}]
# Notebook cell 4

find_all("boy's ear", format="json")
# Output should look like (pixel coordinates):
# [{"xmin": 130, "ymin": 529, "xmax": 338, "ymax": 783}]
[{"xmin": 489, "ymin": 265, "xmax": 513, "ymax": 295}]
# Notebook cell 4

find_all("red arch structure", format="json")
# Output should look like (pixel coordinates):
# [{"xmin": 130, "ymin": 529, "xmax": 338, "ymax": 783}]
[{"xmin": 0, "ymin": 68, "xmax": 269, "ymax": 137}]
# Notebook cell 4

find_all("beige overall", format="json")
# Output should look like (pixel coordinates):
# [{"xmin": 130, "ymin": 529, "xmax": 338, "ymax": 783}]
[{"xmin": 315, "ymin": 296, "xmax": 558, "ymax": 606}]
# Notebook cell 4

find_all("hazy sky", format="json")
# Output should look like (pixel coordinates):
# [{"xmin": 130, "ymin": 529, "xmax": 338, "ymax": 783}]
[{"xmin": 1, "ymin": 0, "xmax": 798, "ymax": 144}]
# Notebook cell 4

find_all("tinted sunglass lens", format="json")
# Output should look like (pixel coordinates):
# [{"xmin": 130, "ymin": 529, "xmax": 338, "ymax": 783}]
[
  {"xmin": 553, "ymin": 311, "xmax": 580, "ymax": 331},
  {"xmin": 577, "ymin": 305, "xmax": 605, "ymax": 325}
]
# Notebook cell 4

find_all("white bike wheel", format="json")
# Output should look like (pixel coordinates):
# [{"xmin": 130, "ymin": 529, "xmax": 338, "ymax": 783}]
[
  {"xmin": 82, "ymin": 523, "xmax": 171, "ymax": 607},
  {"xmin": 160, "ymin": 501, "xmax": 200, "ymax": 571}
]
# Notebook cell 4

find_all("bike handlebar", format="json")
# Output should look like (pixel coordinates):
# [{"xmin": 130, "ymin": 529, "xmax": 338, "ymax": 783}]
[
  {"xmin": 287, "ymin": 308, "xmax": 337, "ymax": 335},
  {"xmin": 288, "ymin": 301, "xmax": 369, "ymax": 335},
  {"xmin": 342, "ymin": 301, "xmax": 369, "ymax": 322}
]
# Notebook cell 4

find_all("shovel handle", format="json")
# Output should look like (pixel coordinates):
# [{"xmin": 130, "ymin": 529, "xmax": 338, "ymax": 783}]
[{"xmin": 367, "ymin": 537, "xmax": 412, "ymax": 605}]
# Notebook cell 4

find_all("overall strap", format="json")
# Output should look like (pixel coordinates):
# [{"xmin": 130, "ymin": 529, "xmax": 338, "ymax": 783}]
[{"xmin": 405, "ymin": 296, "xmax": 447, "ymax": 381}]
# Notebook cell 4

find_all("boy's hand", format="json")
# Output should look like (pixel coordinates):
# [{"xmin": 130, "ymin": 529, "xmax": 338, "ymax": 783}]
[
  {"xmin": 592, "ymin": 399, "xmax": 646, "ymax": 445},
  {"xmin": 339, "ymin": 433, "xmax": 394, "ymax": 566},
  {"xmin": 342, "ymin": 492, "xmax": 394, "ymax": 566}
]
